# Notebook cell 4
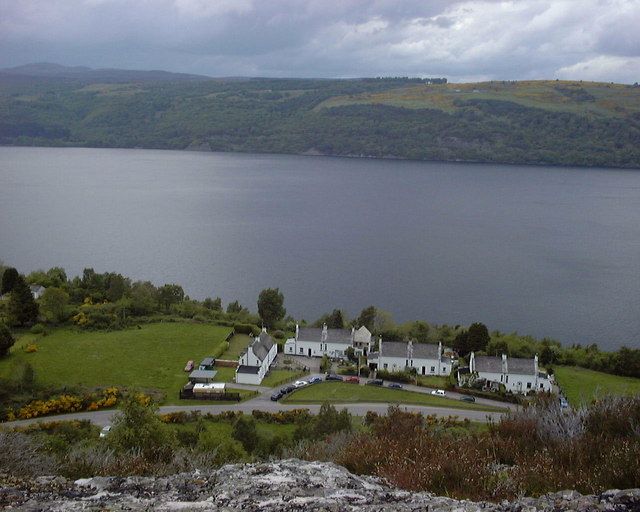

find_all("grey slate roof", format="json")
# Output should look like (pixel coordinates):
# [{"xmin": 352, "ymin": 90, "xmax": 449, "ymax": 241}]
[
  {"xmin": 188, "ymin": 369, "xmax": 217, "ymax": 380},
  {"xmin": 381, "ymin": 341, "xmax": 408, "ymax": 358},
  {"xmin": 237, "ymin": 365, "xmax": 260, "ymax": 374},
  {"xmin": 251, "ymin": 332, "xmax": 275, "ymax": 362},
  {"xmin": 298, "ymin": 328, "xmax": 352, "ymax": 344},
  {"xmin": 508, "ymin": 357, "xmax": 536, "ymax": 375},
  {"xmin": 411, "ymin": 343, "xmax": 439, "ymax": 360},
  {"xmin": 200, "ymin": 357, "xmax": 215, "ymax": 366},
  {"xmin": 474, "ymin": 356, "xmax": 503, "ymax": 374}
]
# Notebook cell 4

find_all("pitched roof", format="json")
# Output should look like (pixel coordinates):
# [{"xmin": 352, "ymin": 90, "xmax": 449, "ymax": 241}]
[
  {"xmin": 200, "ymin": 357, "xmax": 215, "ymax": 366},
  {"xmin": 251, "ymin": 331, "xmax": 275, "ymax": 362},
  {"xmin": 298, "ymin": 327, "xmax": 352, "ymax": 344},
  {"xmin": 411, "ymin": 343, "xmax": 439, "ymax": 360},
  {"xmin": 474, "ymin": 356, "xmax": 503, "ymax": 374},
  {"xmin": 381, "ymin": 341, "xmax": 408, "ymax": 358},
  {"xmin": 508, "ymin": 357, "xmax": 536, "ymax": 376}
]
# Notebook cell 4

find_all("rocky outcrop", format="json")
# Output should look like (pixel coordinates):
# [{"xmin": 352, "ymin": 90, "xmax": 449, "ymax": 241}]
[{"xmin": 1, "ymin": 459, "xmax": 639, "ymax": 511}]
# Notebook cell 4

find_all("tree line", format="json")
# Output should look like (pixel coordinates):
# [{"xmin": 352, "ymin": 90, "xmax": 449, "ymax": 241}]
[{"xmin": 1, "ymin": 263, "xmax": 639, "ymax": 378}]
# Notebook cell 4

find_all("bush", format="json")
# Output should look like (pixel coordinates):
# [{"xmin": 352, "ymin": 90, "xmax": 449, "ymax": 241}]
[
  {"xmin": 272, "ymin": 330, "xmax": 286, "ymax": 339},
  {"xmin": 376, "ymin": 369, "xmax": 413, "ymax": 383},
  {"xmin": 30, "ymin": 323, "xmax": 46, "ymax": 334},
  {"xmin": 24, "ymin": 343, "xmax": 38, "ymax": 353},
  {"xmin": 234, "ymin": 323, "xmax": 260, "ymax": 336}
]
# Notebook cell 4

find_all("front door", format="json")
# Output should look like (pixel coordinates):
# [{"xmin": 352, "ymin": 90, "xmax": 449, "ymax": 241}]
[{"xmin": 308, "ymin": 348, "xmax": 312, "ymax": 357}]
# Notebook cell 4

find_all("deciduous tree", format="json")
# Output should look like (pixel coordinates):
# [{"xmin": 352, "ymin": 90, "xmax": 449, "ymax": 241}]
[
  {"xmin": 39, "ymin": 287, "xmax": 69, "ymax": 323},
  {"xmin": 257, "ymin": 288, "xmax": 286, "ymax": 327}
]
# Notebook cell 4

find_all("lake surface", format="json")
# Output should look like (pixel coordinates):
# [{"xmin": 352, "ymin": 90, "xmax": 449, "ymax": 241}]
[{"xmin": 1, "ymin": 146, "xmax": 639, "ymax": 350}]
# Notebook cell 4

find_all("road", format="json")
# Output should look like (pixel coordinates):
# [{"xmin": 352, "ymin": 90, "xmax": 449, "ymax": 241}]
[{"xmin": 3, "ymin": 373, "xmax": 514, "ymax": 429}]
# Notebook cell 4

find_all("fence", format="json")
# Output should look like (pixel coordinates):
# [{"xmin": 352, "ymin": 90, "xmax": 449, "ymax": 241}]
[{"xmin": 179, "ymin": 390, "xmax": 242, "ymax": 401}]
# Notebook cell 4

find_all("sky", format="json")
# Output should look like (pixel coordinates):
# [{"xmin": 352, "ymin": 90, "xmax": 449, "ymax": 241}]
[{"xmin": 1, "ymin": 0, "xmax": 639, "ymax": 83}]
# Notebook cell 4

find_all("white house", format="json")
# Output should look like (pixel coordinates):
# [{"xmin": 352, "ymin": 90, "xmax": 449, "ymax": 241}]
[
  {"xmin": 30, "ymin": 285, "xmax": 46, "ymax": 299},
  {"xmin": 463, "ymin": 353, "xmax": 552, "ymax": 394},
  {"xmin": 369, "ymin": 340, "xmax": 451, "ymax": 376},
  {"xmin": 235, "ymin": 329, "xmax": 278, "ymax": 385},
  {"xmin": 284, "ymin": 323, "xmax": 372, "ymax": 359}
]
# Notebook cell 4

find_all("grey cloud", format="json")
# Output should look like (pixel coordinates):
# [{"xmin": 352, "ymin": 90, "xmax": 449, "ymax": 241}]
[{"xmin": 0, "ymin": 0, "xmax": 638, "ymax": 82}]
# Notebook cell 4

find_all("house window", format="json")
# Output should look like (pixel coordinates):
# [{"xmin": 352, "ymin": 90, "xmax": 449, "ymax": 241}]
[
  {"xmin": 430, "ymin": 366, "xmax": 435, "ymax": 373},
  {"xmin": 442, "ymin": 366, "xmax": 447, "ymax": 373},
  {"xmin": 383, "ymin": 363, "xmax": 388, "ymax": 369},
  {"xmin": 299, "ymin": 348, "xmax": 303, "ymax": 354},
  {"xmin": 506, "ymin": 376, "xmax": 509, "ymax": 383},
  {"xmin": 500, "ymin": 375, "xmax": 503, "ymax": 382},
  {"xmin": 527, "ymin": 382, "xmax": 532, "ymax": 389}
]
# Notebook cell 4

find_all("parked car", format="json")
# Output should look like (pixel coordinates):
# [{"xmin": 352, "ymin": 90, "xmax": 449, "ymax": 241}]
[
  {"xmin": 270, "ymin": 391, "xmax": 283, "ymax": 401},
  {"xmin": 308, "ymin": 376, "xmax": 322, "ymax": 384},
  {"xmin": 388, "ymin": 382, "xmax": 403, "ymax": 389},
  {"xmin": 460, "ymin": 395, "xmax": 475, "ymax": 402},
  {"xmin": 294, "ymin": 380, "xmax": 308, "ymax": 388},
  {"xmin": 99, "ymin": 425, "xmax": 112, "ymax": 438},
  {"xmin": 366, "ymin": 379, "xmax": 383, "ymax": 386},
  {"xmin": 431, "ymin": 389, "xmax": 446, "ymax": 396},
  {"xmin": 559, "ymin": 397, "xmax": 569, "ymax": 409},
  {"xmin": 284, "ymin": 385, "xmax": 296, "ymax": 393},
  {"xmin": 345, "ymin": 376, "xmax": 360, "ymax": 384},
  {"xmin": 325, "ymin": 374, "xmax": 343, "ymax": 381},
  {"xmin": 184, "ymin": 360, "xmax": 194, "ymax": 372}
]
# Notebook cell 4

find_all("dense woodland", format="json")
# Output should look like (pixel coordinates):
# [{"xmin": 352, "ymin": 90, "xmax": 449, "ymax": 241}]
[{"xmin": 1, "ymin": 69, "xmax": 640, "ymax": 168}]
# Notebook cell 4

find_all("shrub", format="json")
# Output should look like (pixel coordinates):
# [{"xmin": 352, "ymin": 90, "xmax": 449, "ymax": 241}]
[
  {"xmin": 30, "ymin": 323, "xmax": 46, "ymax": 334},
  {"xmin": 376, "ymin": 369, "xmax": 413, "ymax": 383},
  {"xmin": 234, "ymin": 323, "xmax": 260, "ymax": 336},
  {"xmin": 24, "ymin": 343, "xmax": 38, "ymax": 353},
  {"xmin": 0, "ymin": 431, "xmax": 57, "ymax": 476},
  {"xmin": 272, "ymin": 330, "xmax": 285, "ymax": 339}
]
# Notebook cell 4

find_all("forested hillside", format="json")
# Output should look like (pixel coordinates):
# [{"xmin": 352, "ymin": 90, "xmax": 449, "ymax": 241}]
[{"xmin": 1, "ymin": 68, "xmax": 639, "ymax": 168}]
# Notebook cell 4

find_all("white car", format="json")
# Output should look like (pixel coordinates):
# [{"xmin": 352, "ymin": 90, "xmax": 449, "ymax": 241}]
[
  {"xmin": 430, "ymin": 389, "xmax": 446, "ymax": 396},
  {"xmin": 293, "ymin": 380, "xmax": 308, "ymax": 388},
  {"xmin": 99, "ymin": 425, "xmax": 112, "ymax": 438}
]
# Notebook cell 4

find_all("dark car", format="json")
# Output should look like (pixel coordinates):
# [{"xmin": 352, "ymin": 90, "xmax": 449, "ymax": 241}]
[
  {"xmin": 388, "ymin": 382, "xmax": 403, "ymax": 389},
  {"xmin": 325, "ymin": 374, "xmax": 343, "ymax": 381},
  {"xmin": 366, "ymin": 379, "xmax": 383, "ymax": 386},
  {"xmin": 308, "ymin": 376, "xmax": 322, "ymax": 384},
  {"xmin": 345, "ymin": 376, "xmax": 360, "ymax": 384},
  {"xmin": 270, "ymin": 392, "xmax": 283, "ymax": 401},
  {"xmin": 460, "ymin": 395, "xmax": 476, "ymax": 402},
  {"xmin": 284, "ymin": 385, "xmax": 296, "ymax": 393}
]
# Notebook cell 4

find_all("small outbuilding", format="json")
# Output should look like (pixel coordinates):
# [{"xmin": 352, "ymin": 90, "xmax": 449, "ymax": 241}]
[
  {"xmin": 199, "ymin": 357, "xmax": 215, "ymax": 371},
  {"xmin": 188, "ymin": 369, "xmax": 217, "ymax": 384}
]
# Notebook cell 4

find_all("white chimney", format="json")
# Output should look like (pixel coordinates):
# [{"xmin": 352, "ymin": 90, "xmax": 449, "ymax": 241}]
[{"xmin": 295, "ymin": 323, "xmax": 299, "ymax": 340}]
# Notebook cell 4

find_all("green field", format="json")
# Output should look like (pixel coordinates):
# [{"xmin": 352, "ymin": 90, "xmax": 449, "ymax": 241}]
[
  {"xmin": 415, "ymin": 375, "xmax": 450, "ymax": 389},
  {"xmin": 283, "ymin": 382, "xmax": 506, "ymax": 413},
  {"xmin": 219, "ymin": 334, "xmax": 252, "ymax": 360},
  {"xmin": 554, "ymin": 366, "xmax": 640, "ymax": 406},
  {"xmin": 0, "ymin": 323, "xmax": 232, "ymax": 403},
  {"xmin": 261, "ymin": 369, "xmax": 306, "ymax": 388}
]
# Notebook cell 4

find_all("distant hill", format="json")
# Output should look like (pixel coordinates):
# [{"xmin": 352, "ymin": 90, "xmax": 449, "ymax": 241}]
[
  {"xmin": 1, "ymin": 67, "xmax": 639, "ymax": 168},
  {"xmin": 0, "ymin": 62, "xmax": 212, "ymax": 83}
]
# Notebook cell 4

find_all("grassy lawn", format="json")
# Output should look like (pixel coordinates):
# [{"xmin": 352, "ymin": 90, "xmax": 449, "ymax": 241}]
[
  {"xmin": 415, "ymin": 376, "xmax": 450, "ymax": 389},
  {"xmin": 0, "ymin": 323, "xmax": 232, "ymax": 403},
  {"xmin": 211, "ymin": 366, "xmax": 237, "ymax": 383},
  {"xmin": 554, "ymin": 366, "xmax": 640, "ymax": 406},
  {"xmin": 283, "ymin": 382, "xmax": 506, "ymax": 413},
  {"xmin": 262, "ymin": 369, "xmax": 307, "ymax": 388},
  {"xmin": 219, "ymin": 334, "xmax": 251, "ymax": 360}
]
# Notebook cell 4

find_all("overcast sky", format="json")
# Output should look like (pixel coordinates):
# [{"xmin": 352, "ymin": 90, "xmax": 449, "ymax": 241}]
[{"xmin": 1, "ymin": 0, "xmax": 639, "ymax": 82}]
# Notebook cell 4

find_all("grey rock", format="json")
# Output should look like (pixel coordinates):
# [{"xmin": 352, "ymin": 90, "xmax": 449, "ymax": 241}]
[{"xmin": 0, "ymin": 460, "xmax": 638, "ymax": 511}]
